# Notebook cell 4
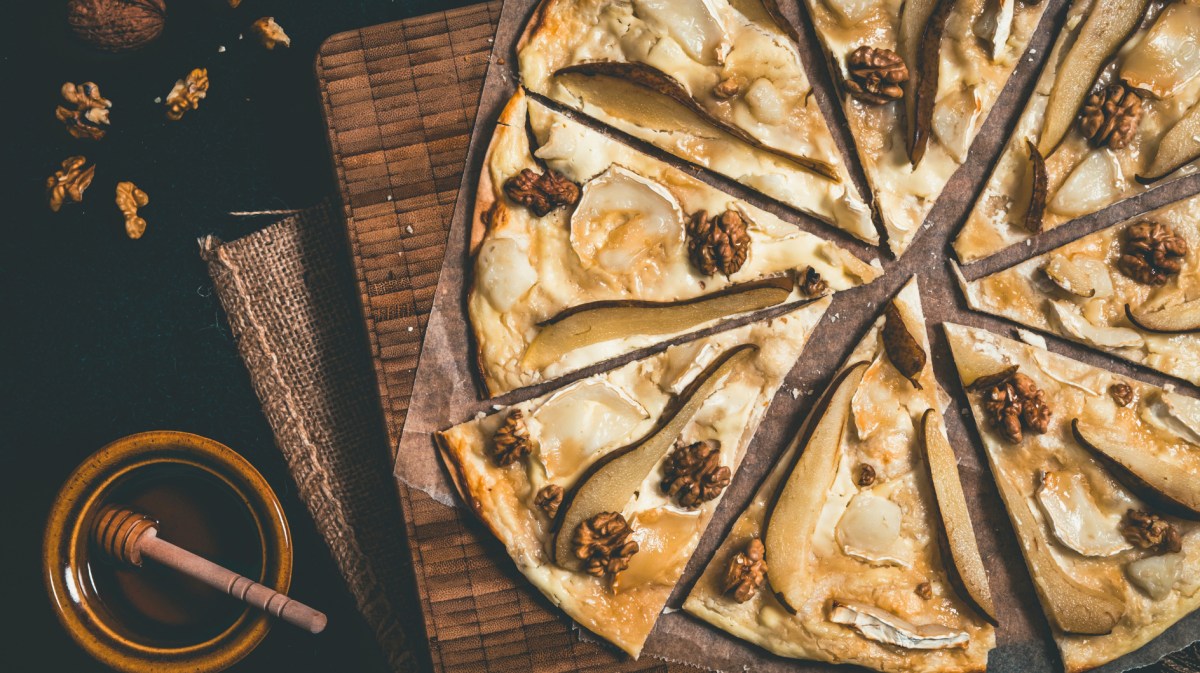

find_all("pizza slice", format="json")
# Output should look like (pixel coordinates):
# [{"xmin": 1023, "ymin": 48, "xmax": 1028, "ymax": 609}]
[
  {"xmin": 955, "ymin": 0, "xmax": 1200, "ymax": 263},
  {"xmin": 945, "ymin": 323, "xmax": 1200, "ymax": 672},
  {"xmin": 471, "ymin": 89, "xmax": 879, "ymax": 396},
  {"xmin": 685, "ymin": 277, "xmax": 998, "ymax": 673},
  {"xmin": 437, "ymin": 301, "xmax": 829, "ymax": 657},
  {"xmin": 800, "ymin": 0, "xmax": 1051, "ymax": 256},
  {"xmin": 517, "ymin": 0, "xmax": 877, "ymax": 244},
  {"xmin": 956, "ymin": 192, "xmax": 1200, "ymax": 385}
]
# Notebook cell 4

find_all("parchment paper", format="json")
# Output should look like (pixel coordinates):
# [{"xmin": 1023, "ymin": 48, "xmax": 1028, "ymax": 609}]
[{"xmin": 394, "ymin": 0, "xmax": 1200, "ymax": 670}]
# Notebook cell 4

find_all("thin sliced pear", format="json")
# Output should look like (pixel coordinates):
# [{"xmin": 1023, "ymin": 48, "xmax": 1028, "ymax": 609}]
[
  {"xmin": 1037, "ymin": 0, "xmax": 1151, "ymax": 157},
  {"xmin": 1072, "ymin": 419, "xmax": 1200, "ymax": 520},
  {"xmin": 1022, "ymin": 140, "xmax": 1049, "ymax": 233},
  {"xmin": 907, "ymin": 0, "xmax": 954, "ymax": 165},
  {"xmin": 765, "ymin": 361, "xmax": 869, "ymax": 613},
  {"xmin": 883, "ymin": 300, "xmax": 927, "ymax": 389},
  {"xmin": 1125, "ymin": 301, "xmax": 1200, "ymax": 334},
  {"xmin": 1137, "ymin": 101, "xmax": 1200, "ymax": 184},
  {"xmin": 553, "ymin": 345, "xmax": 757, "ymax": 569},
  {"xmin": 553, "ymin": 62, "xmax": 840, "ymax": 181},
  {"xmin": 989, "ymin": 442, "xmax": 1127, "ymax": 633},
  {"xmin": 522, "ymin": 275, "xmax": 794, "ymax": 370},
  {"xmin": 921, "ymin": 410, "xmax": 997, "ymax": 624}
]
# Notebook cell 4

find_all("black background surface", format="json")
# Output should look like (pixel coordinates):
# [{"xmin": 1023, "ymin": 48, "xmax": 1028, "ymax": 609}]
[{"xmin": 3, "ymin": 1, "xmax": 470, "ymax": 671}]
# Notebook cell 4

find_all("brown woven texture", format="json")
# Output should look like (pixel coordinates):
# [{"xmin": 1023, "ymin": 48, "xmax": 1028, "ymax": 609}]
[{"xmin": 193, "ymin": 2, "xmax": 1197, "ymax": 673}]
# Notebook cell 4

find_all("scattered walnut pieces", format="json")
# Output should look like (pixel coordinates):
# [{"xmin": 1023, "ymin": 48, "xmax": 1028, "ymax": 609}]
[
  {"xmin": 1118, "ymin": 222, "xmax": 1188, "ymax": 286},
  {"xmin": 534, "ymin": 484, "xmax": 563, "ymax": 519},
  {"xmin": 1078, "ymin": 83, "xmax": 1143, "ymax": 150},
  {"xmin": 165, "ymin": 68, "xmax": 210, "ymax": 121},
  {"xmin": 46, "ymin": 156, "xmax": 96, "ymax": 212},
  {"xmin": 1121, "ymin": 509, "xmax": 1182, "ymax": 554},
  {"xmin": 1109, "ymin": 382, "xmax": 1135, "ymax": 407},
  {"xmin": 713, "ymin": 77, "xmax": 741, "ymax": 99},
  {"xmin": 686, "ymin": 210, "xmax": 750, "ymax": 277},
  {"xmin": 252, "ymin": 17, "xmax": 291, "ymax": 50},
  {"xmin": 856, "ymin": 464, "xmax": 876, "ymax": 487},
  {"xmin": 915, "ymin": 582, "xmax": 933, "ymax": 600},
  {"xmin": 661, "ymin": 440, "xmax": 731, "ymax": 508},
  {"xmin": 723, "ymin": 538, "xmax": 767, "ymax": 603},
  {"xmin": 573, "ymin": 512, "xmax": 639, "ymax": 578},
  {"xmin": 116, "ymin": 181, "xmax": 149, "ymax": 239},
  {"xmin": 491, "ymin": 409, "xmax": 532, "ymax": 467},
  {"xmin": 976, "ymin": 368, "xmax": 1051, "ymax": 443},
  {"xmin": 56, "ymin": 82, "xmax": 111, "ymax": 140},
  {"xmin": 502, "ymin": 168, "xmax": 580, "ymax": 216},
  {"xmin": 845, "ymin": 46, "xmax": 908, "ymax": 105},
  {"xmin": 800, "ymin": 266, "xmax": 829, "ymax": 297}
]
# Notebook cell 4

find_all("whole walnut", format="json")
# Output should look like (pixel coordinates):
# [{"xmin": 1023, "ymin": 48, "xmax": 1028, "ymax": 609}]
[{"xmin": 68, "ymin": 0, "xmax": 167, "ymax": 53}]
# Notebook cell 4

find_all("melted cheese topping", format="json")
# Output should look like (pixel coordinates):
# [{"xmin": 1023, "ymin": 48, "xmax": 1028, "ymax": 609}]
[
  {"xmin": 437, "ymin": 303, "xmax": 828, "ymax": 657},
  {"xmin": 956, "ymin": 0, "xmax": 1200, "ymax": 263},
  {"xmin": 518, "ymin": 0, "xmax": 876, "ymax": 242},
  {"xmin": 683, "ymin": 279, "xmax": 997, "ymax": 673},
  {"xmin": 962, "ymin": 193, "xmax": 1200, "ymax": 385},
  {"xmin": 800, "ymin": 0, "xmax": 1048, "ymax": 255},
  {"xmin": 944, "ymin": 324, "xmax": 1200, "ymax": 672},
  {"xmin": 471, "ymin": 91, "xmax": 879, "ymax": 395}
]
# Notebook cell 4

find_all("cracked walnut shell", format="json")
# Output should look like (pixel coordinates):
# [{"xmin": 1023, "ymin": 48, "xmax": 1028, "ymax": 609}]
[
  {"xmin": 686, "ymin": 210, "xmax": 750, "ymax": 277},
  {"xmin": 1079, "ymin": 83, "xmax": 1143, "ymax": 150},
  {"xmin": 116, "ymin": 181, "xmax": 149, "ymax": 239},
  {"xmin": 165, "ymin": 68, "xmax": 209, "ymax": 121},
  {"xmin": 976, "ymin": 369, "xmax": 1051, "ymax": 443},
  {"xmin": 67, "ymin": 0, "xmax": 165, "ymax": 53},
  {"xmin": 56, "ymin": 82, "xmax": 112, "ymax": 141},
  {"xmin": 845, "ymin": 46, "xmax": 908, "ymax": 105},
  {"xmin": 503, "ymin": 168, "xmax": 580, "ymax": 216},
  {"xmin": 661, "ymin": 440, "xmax": 731, "ymax": 508},
  {"xmin": 723, "ymin": 538, "xmax": 767, "ymax": 603},
  {"xmin": 1121, "ymin": 509, "xmax": 1181, "ymax": 554},
  {"xmin": 252, "ymin": 17, "xmax": 291, "ymax": 50},
  {"xmin": 1118, "ymin": 222, "xmax": 1188, "ymax": 286},
  {"xmin": 573, "ymin": 512, "xmax": 638, "ymax": 578},
  {"xmin": 47, "ymin": 156, "xmax": 96, "ymax": 212},
  {"xmin": 491, "ymin": 409, "xmax": 532, "ymax": 467}
]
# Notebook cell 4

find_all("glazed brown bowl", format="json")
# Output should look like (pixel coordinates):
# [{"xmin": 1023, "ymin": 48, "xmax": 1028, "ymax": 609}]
[{"xmin": 44, "ymin": 431, "xmax": 292, "ymax": 673}]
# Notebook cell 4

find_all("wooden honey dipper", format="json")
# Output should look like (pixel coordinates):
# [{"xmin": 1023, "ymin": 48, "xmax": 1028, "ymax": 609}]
[{"xmin": 92, "ymin": 506, "xmax": 327, "ymax": 634}]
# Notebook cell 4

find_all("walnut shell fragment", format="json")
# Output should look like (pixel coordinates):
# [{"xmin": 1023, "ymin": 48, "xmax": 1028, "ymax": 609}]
[
  {"xmin": 116, "ymin": 181, "xmax": 149, "ymax": 239},
  {"xmin": 46, "ymin": 156, "xmax": 96, "ymax": 212},
  {"xmin": 882, "ymin": 301, "xmax": 926, "ymax": 389},
  {"xmin": 252, "ymin": 17, "xmax": 291, "ymax": 50},
  {"xmin": 67, "ymin": 0, "xmax": 166, "ymax": 53},
  {"xmin": 165, "ymin": 68, "xmax": 209, "ymax": 121}
]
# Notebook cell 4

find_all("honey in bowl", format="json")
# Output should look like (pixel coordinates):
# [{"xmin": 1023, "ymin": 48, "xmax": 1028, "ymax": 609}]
[{"xmin": 85, "ymin": 463, "xmax": 264, "ymax": 646}]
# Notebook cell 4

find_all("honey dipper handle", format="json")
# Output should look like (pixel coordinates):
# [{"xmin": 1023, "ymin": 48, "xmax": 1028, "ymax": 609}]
[{"xmin": 139, "ymin": 530, "xmax": 328, "ymax": 634}]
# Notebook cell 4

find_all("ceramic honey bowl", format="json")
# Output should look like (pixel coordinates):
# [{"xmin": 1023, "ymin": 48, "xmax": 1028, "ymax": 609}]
[{"xmin": 44, "ymin": 431, "xmax": 292, "ymax": 673}]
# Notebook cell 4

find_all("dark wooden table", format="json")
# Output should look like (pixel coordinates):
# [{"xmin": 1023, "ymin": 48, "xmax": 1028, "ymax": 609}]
[{"xmin": 3, "ymin": 1, "xmax": 473, "ymax": 671}]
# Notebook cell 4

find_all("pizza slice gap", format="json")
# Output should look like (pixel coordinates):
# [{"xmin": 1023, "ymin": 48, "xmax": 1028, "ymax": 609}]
[
  {"xmin": 436, "ymin": 299, "xmax": 829, "ymax": 658},
  {"xmin": 472, "ymin": 89, "xmax": 880, "ymax": 396},
  {"xmin": 944, "ymin": 323, "xmax": 1200, "ymax": 672},
  {"xmin": 956, "ymin": 192, "xmax": 1200, "ymax": 385},
  {"xmin": 516, "ymin": 0, "xmax": 878, "ymax": 244},
  {"xmin": 955, "ymin": 0, "xmax": 1200, "ymax": 264},
  {"xmin": 685, "ymin": 277, "xmax": 998, "ymax": 673},
  {"xmin": 799, "ymin": 0, "xmax": 1052, "ymax": 256}
]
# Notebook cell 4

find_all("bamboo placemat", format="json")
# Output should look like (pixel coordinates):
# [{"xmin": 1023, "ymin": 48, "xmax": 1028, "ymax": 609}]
[{"xmin": 315, "ymin": 5, "xmax": 695, "ymax": 671}]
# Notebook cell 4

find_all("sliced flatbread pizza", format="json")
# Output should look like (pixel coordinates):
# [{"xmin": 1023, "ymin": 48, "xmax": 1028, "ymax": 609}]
[
  {"xmin": 800, "ymin": 0, "xmax": 1050, "ymax": 256},
  {"xmin": 955, "ymin": 0, "xmax": 1200, "ymax": 263},
  {"xmin": 956, "ymin": 192, "xmax": 1200, "ymax": 385},
  {"xmin": 516, "ymin": 0, "xmax": 877, "ymax": 244},
  {"xmin": 437, "ymin": 301, "xmax": 829, "ymax": 657},
  {"xmin": 945, "ymin": 323, "xmax": 1200, "ymax": 672},
  {"xmin": 472, "ymin": 89, "xmax": 879, "ymax": 396},
  {"xmin": 685, "ymin": 278, "xmax": 997, "ymax": 673}
]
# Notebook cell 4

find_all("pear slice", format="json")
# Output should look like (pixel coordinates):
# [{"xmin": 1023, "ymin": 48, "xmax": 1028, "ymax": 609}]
[
  {"xmin": 900, "ymin": 0, "xmax": 954, "ymax": 165},
  {"xmin": 1037, "ymin": 0, "xmax": 1151, "ymax": 157},
  {"xmin": 1021, "ymin": 140, "xmax": 1049, "ymax": 233},
  {"xmin": 1125, "ymin": 301, "xmax": 1200, "ymax": 334},
  {"xmin": 553, "ymin": 344, "xmax": 757, "ymax": 569},
  {"xmin": 1137, "ymin": 101, "xmax": 1200, "ymax": 185},
  {"xmin": 553, "ymin": 62, "xmax": 840, "ymax": 182},
  {"xmin": 1071, "ymin": 419, "xmax": 1200, "ymax": 520},
  {"xmin": 764, "ymin": 361, "xmax": 869, "ymax": 613},
  {"xmin": 920, "ymin": 410, "xmax": 998, "ymax": 624},
  {"xmin": 883, "ymin": 300, "xmax": 927, "ymax": 389},
  {"xmin": 521, "ymin": 275, "xmax": 794, "ymax": 371}
]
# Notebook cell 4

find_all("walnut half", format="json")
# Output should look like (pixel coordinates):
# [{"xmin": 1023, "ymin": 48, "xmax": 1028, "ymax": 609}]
[
  {"xmin": 1078, "ymin": 83, "xmax": 1142, "ymax": 150},
  {"xmin": 661, "ymin": 440, "xmax": 731, "ymax": 508},
  {"xmin": 976, "ymin": 369, "xmax": 1051, "ymax": 443},
  {"xmin": 490, "ymin": 409, "xmax": 532, "ymax": 467},
  {"xmin": 723, "ymin": 538, "xmax": 767, "ymax": 603},
  {"xmin": 165, "ymin": 68, "xmax": 209, "ymax": 121},
  {"xmin": 502, "ymin": 168, "xmax": 580, "ymax": 216},
  {"xmin": 46, "ymin": 156, "xmax": 96, "ymax": 212},
  {"xmin": 1118, "ymin": 222, "xmax": 1187, "ymax": 286},
  {"xmin": 116, "ymin": 181, "xmax": 149, "ymax": 239},
  {"xmin": 1121, "ymin": 509, "xmax": 1182, "ymax": 555},
  {"xmin": 56, "ymin": 82, "xmax": 111, "ymax": 140},
  {"xmin": 573, "ymin": 512, "xmax": 639, "ymax": 578},
  {"xmin": 686, "ymin": 210, "xmax": 750, "ymax": 277},
  {"xmin": 845, "ymin": 46, "xmax": 908, "ymax": 105}
]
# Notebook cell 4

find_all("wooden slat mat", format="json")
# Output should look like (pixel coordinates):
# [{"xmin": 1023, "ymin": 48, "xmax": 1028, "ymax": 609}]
[{"xmin": 316, "ymin": 5, "xmax": 694, "ymax": 671}]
